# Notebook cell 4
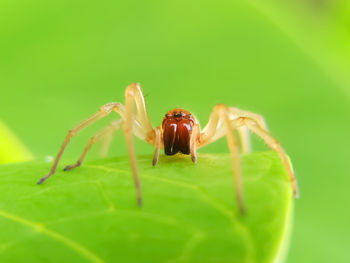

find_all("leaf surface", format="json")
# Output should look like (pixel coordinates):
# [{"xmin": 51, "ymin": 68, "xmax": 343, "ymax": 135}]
[{"xmin": 0, "ymin": 151, "xmax": 293, "ymax": 263}]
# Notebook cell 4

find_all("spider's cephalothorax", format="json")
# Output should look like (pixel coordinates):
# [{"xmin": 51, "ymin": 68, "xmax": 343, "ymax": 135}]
[{"xmin": 161, "ymin": 109, "xmax": 196, "ymax": 155}]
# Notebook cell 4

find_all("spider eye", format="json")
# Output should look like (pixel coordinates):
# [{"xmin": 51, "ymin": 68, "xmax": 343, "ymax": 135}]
[{"xmin": 174, "ymin": 113, "xmax": 182, "ymax": 118}]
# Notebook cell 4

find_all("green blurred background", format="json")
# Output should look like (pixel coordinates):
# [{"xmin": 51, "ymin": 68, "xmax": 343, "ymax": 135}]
[{"xmin": 0, "ymin": 0, "xmax": 349, "ymax": 262}]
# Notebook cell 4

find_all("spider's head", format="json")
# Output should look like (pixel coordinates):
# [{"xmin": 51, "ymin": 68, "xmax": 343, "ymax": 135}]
[
  {"xmin": 164, "ymin": 109, "xmax": 193, "ymax": 120},
  {"xmin": 161, "ymin": 109, "xmax": 197, "ymax": 156}
]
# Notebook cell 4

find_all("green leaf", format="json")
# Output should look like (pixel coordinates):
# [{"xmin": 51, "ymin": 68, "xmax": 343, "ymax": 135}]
[{"xmin": 0, "ymin": 151, "xmax": 293, "ymax": 263}]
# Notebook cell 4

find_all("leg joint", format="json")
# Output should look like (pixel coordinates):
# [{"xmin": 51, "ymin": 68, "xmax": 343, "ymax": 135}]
[
  {"xmin": 89, "ymin": 136, "xmax": 98, "ymax": 144},
  {"xmin": 100, "ymin": 103, "xmax": 122, "ymax": 113},
  {"xmin": 125, "ymin": 83, "xmax": 140, "ymax": 98},
  {"xmin": 270, "ymin": 140, "xmax": 280, "ymax": 150},
  {"xmin": 67, "ymin": 129, "xmax": 76, "ymax": 137},
  {"xmin": 214, "ymin": 104, "xmax": 228, "ymax": 114}
]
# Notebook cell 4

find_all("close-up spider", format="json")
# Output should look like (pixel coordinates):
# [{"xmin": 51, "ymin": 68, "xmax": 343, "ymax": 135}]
[{"xmin": 38, "ymin": 83, "xmax": 298, "ymax": 214}]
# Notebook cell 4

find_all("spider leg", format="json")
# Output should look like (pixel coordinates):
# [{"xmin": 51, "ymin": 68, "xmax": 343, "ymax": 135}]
[
  {"xmin": 99, "ymin": 122, "xmax": 119, "ymax": 157},
  {"xmin": 39, "ymin": 83, "xmax": 156, "ymax": 207},
  {"xmin": 152, "ymin": 127, "xmax": 161, "ymax": 166},
  {"xmin": 240, "ymin": 117, "xmax": 299, "ymax": 198},
  {"xmin": 38, "ymin": 103, "xmax": 124, "ymax": 184},
  {"xmin": 222, "ymin": 109, "xmax": 245, "ymax": 215},
  {"xmin": 124, "ymin": 83, "xmax": 156, "ymax": 207},
  {"xmin": 198, "ymin": 104, "xmax": 245, "ymax": 215},
  {"xmin": 228, "ymin": 107, "xmax": 267, "ymax": 129},
  {"xmin": 64, "ymin": 120, "xmax": 122, "ymax": 171},
  {"xmin": 190, "ymin": 124, "xmax": 200, "ymax": 163},
  {"xmin": 229, "ymin": 108, "xmax": 267, "ymax": 153},
  {"xmin": 198, "ymin": 104, "xmax": 299, "ymax": 214},
  {"xmin": 237, "ymin": 126, "xmax": 251, "ymax": 153}
]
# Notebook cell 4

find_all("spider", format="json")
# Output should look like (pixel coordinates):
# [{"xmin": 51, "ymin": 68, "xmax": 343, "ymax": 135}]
[{"xmin": 38, "ymin": 83, "xmax": 298, "ymax": 214}]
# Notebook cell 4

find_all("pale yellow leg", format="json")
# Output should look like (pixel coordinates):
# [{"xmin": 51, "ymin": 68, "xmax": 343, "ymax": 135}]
[
  {"xmin": 242, "ymin": 117, "xmax": 299, "ymax": 198},
  {"xmin": 123, "ymin": 83, "xmax": 156, "ymax": 207},
  {"xmin": 190, "ymin": 124, "xmax": 200, "ymax": 163},
  {"xmin": 99, "ymin": 126, "xmax": 116, "ymax": 157},
  {"xmin": 198, "ymin": 104, "xmax": 245, "ymax": 215},
  {"xmin": 228, "ymin": 107, "xmax": 267, "ymax": 130},
  {"xmin": 199, "ymin": 105, "xmax": 258, "ymax": 150},
  {"xmin": 39, "ymin": 83, "xmax": 157, "ymax": 208},
  {"xmin": 38, "ymin": 103, "xmax": 122, "ymax": 184},
  {"xmin": 197, "ymin": 104, "xmax": 299, "ymax": 214},
  {"xmin": 152, "ymin": 127, "xmax": 161, "ymax": 166},
  {"xmin": 64, "ymin": 120, "xmax": 122, "ymax": 171},
  {"xmin": 230, "ymin": 107, "xmax": 268, "ymax": 153},
  {"xmin": 222, "ymin": 109, "xmax": 245, "ymax": 215},
  {"xmin": 237, "ymin": 126, "xmax": 251, "ymax": 153}
]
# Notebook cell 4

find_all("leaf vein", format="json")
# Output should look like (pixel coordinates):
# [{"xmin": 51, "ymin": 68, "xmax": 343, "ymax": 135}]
[{"xmin": 0, "ymin": 209, "xmax": 105, "ymax": 263}]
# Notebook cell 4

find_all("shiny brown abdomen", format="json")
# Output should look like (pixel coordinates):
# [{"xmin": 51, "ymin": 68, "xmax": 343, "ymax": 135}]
[{"xmin": 162, "ymin": 109, "xmax": 195, "ymax": 155}]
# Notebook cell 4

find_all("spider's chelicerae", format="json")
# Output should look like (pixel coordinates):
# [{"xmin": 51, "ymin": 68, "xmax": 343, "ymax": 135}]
[{"xmin": 38, "ymin": 83, "xmax": 298, "ymax": 214}]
